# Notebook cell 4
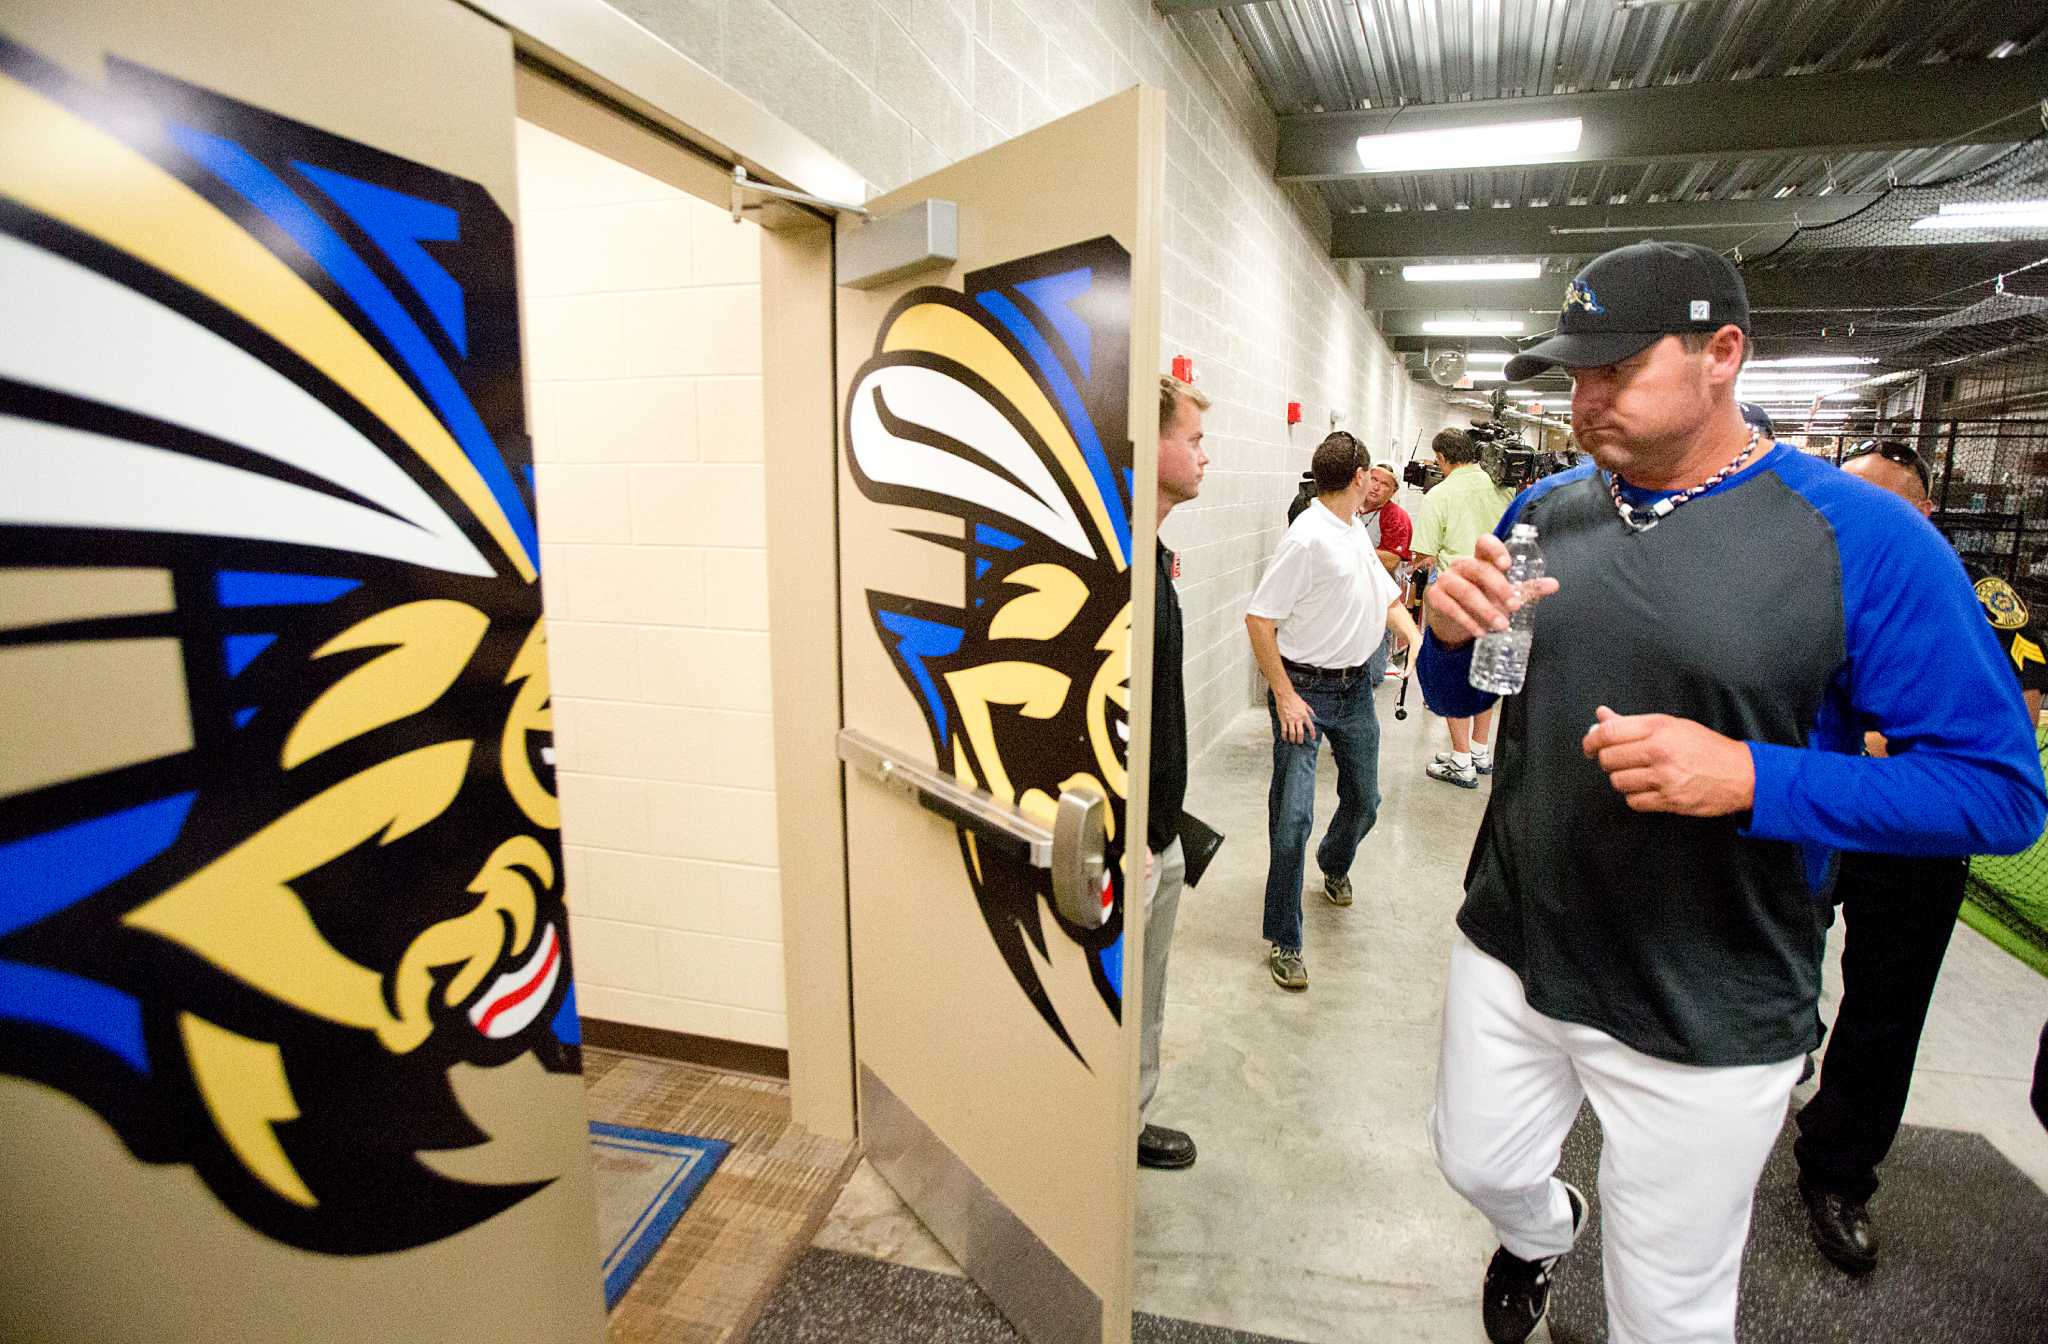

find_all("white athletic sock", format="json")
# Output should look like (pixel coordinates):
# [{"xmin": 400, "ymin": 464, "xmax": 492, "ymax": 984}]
[
  {"xmin": 1451, "ymin": 751, "xmax": 1473, "ymax": 769},
  {"xmin": 1472, "ymin": 742, "xmax": 1492, "ymax": 761}
]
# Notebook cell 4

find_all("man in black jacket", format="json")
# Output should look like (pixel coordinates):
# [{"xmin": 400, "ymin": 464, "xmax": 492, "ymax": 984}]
[
  {"xmin": 1792, "ymin": 439, "xmax": 2048, "ymax": 1272},
  {"xmin": 1139, "ymin": 374, "xmax": 1207, "ymax": 1170}
]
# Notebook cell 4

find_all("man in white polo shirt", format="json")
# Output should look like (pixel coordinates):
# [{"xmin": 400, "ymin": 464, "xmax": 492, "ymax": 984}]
[{"xmin": 1246, "ymin": 432, "xmax": 1422, "ymax": 990}]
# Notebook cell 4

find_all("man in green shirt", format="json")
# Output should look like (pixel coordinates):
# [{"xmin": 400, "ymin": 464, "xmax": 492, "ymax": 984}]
[{"xmin": 1411, "ymin": 428, "xmax": 1516, "ymax": 786}]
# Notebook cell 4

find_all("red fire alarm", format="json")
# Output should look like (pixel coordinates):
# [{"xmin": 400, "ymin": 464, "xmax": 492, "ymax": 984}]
[
  {"xmin": 1171, "ymin": 355, "xmax": 1194, "ymax": 382},
  {"xmin": 1286, "ymin": 401, "xmax": 1303, "ymax": 425}
]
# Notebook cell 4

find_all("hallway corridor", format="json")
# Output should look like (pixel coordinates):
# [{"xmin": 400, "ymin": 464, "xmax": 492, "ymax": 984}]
[{"xmin": 811, "ymin": 685, "xmax": 2048, "ymax": 1341}]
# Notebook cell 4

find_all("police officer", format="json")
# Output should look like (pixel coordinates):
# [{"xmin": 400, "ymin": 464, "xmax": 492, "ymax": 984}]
[{"xmin": 1793, "ymin": 438, "xmax": 2048, "ymax": 1273}]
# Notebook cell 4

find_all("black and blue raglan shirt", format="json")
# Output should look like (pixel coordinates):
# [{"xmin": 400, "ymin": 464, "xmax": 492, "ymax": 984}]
[{"xmin": 1419, "ymin": 444, "xmax": 2048, "ymax": 1067}]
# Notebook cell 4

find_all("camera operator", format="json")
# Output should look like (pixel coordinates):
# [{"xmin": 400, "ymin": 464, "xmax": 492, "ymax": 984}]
[{"xmin": 1412, "ymin": 428, "xmax": 1516, "ymax": 786}]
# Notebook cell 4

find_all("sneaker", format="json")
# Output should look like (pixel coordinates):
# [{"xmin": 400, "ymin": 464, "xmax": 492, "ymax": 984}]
[
  {"xmin": 1323, "ymin": 873, "xmax": 1354, "ymax": 907},
  {"xmin": 1427, "ymin": 757, "xmax": 1480, "ymax": 789},
  {"xmin": 1434, "ymin": 748, "xmax": 1496, "ymax": 777},
  {"xmin": 1269, "ymin": 944, "xmax": 1308, "ymax": 991},
  {"xmin": 1481, "ymin": 1182, "xmax": 1587, "ymax": 1344}
]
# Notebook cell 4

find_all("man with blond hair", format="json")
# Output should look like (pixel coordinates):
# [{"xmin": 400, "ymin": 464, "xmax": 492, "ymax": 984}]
[{"xmin": 1137, "ymin": 373, "xmax": 1208, "ymax": 1170}]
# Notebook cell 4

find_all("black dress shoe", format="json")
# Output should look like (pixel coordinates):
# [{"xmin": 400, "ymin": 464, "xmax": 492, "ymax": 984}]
[
  {"xmin": 1799, "ymin": 1178, "xmax": 1878, "ymax": 1274},
  {"xmin": 1138, "ymin": 1123, "xmax": 1196, "ymax": 1169}
]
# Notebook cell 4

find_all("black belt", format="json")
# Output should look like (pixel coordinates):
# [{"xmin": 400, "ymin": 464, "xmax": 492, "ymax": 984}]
[{"xmin": 1282, "ymin": 655, "xmax": 1370, "ymax": 678}]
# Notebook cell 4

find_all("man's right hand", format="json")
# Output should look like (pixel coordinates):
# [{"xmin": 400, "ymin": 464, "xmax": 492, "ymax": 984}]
[
  {"xmin": 1425, "ymin": 533, "xmax": 1560, "ymax": 647},
  {"xmin": 1275, "ymin": 690, "xmax": 1317, "ymax": 743}
]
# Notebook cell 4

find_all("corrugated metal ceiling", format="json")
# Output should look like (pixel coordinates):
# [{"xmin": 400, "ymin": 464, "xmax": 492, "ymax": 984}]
[{"xmin": 1219, "ymin": 0, "xmax": 2043, "ymax": 222}]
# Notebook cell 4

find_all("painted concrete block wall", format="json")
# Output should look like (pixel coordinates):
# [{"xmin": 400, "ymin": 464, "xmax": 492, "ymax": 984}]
[
  {"xmin": 517, "ymin": 120, "xmax": 788, "ymax": 1050},
  {"xmin": 598, "ymin": 0, "xmax": 1440, "ymax": 759}
]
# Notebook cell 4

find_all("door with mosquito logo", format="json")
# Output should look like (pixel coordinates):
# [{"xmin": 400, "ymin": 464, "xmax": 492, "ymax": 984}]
[
  {"xmin": 0, "ymin": 2, "xmax": 603, "ymax": 1339},
  {"xmin": 833, "ymin": 86, "xmax": 1166, "ymax": 1344}
]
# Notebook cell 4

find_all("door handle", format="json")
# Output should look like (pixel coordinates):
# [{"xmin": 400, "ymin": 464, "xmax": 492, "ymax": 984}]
[
  {"xmin": 836, "ymin": 730, "xmax": 1114, "ymax": 928},
  {"xmin": 1050, "ymin": 784, "xmax": 1110, "ymax": 930}
]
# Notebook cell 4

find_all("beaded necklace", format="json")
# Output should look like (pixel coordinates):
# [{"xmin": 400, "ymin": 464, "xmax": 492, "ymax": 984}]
[{"xmin": 1606, "ymin": 426, "xmax": 1761, "ymax": 532}]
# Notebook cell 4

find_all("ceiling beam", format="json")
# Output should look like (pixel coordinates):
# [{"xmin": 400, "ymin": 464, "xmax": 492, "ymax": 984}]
[
  {"xmin": 1155, "ymin": 1, "xmax": 1259, "ymax": 13},
  {"xmin": 1279, "ymin": 53, "xmax": 2048, "ymax": 184},
  {"xmin": 1372, "ymin": 291, "xmax": 1957, "ymax": 339},
  {"xmin": 1332, "ymin": 194, "xmax": 1879, "ymax": 260},
  {"xmin": 1365, "ymin": 252, "xmax": 2033, "ymax": 312},
  {"xmin": 1382, "ymin": 316, "xmax": 1894, "ymax": 352}
]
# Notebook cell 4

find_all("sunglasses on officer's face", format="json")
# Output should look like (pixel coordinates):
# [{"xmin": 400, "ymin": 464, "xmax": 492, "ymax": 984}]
[{"xmin": 1845, "ymin": 439, "xmax": 1930, "ymax": 493}]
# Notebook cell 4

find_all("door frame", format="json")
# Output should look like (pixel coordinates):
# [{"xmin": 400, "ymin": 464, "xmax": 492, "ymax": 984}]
[{"xmin": 477, "ymin": 0, "xmax": 862, "ymax": 1142}]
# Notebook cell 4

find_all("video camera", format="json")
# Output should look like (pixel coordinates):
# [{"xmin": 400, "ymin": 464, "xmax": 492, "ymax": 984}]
[
  {"xmin": 1472, "ymin": 394, "xmax": 1575, "ymax": 491},
  {"xmin": 1402, "ymin": 458, "xmax": 1444, "ymax": 491}
]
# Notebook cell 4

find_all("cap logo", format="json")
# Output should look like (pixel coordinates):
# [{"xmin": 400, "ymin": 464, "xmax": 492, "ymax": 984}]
[
  {"xmin": 1690, "ymin": 300, "xmax": 1711, "ymax": 320},
  {"xmin": 1563, "ymin": 279, "xmax": 1606, "ymax": 315}
]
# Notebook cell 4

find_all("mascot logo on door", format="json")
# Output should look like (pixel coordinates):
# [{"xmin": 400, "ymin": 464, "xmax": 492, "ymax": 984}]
[
  {"xmin": 0, "ymin": 41, "xmax": 577, "ymax": 1252},
  {"xmin": 844, "ymin": 238, "xmax": 1135, "ymax": 1062}
]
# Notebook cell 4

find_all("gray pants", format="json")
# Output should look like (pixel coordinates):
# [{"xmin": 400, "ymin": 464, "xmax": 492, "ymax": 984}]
[{"xmin": 1139, "ymin": 837, "xmax": 1186, "ymax": 1119}]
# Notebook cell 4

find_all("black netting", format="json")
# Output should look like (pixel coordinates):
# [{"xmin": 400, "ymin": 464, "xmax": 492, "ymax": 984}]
[
  {"xmin": 1741, "ymin": 128, "xmax": 2048, "ymax": 948},
  {"xmin": 1737, "ymin": 131, "xmax": 2048, "ymax": 467}
]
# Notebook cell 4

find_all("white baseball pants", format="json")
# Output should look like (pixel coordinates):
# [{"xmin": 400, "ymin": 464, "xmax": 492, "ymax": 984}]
[{"xmin": 1428, "ymin": 934, "xmax": 1802, "ymax": 1344}]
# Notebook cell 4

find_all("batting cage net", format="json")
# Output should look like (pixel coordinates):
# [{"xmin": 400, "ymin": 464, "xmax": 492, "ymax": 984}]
[{"xmin": 1735, "ymin": 124, "xmax": 2048, "ymax": 970}]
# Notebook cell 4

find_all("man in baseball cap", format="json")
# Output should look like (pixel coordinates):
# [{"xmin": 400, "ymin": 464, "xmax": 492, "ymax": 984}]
[
  {"xmin": 1416, "ymin": 240, "xmax": 2045, "ymax": 1343},
  {"xmin": 1502, "ymin": 240, "xmax": 1752, "ymax": 382}
]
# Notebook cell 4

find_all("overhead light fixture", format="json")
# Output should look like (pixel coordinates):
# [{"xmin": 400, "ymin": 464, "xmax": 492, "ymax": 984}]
[
  {"xmin": 1422, "ymin": 319, "xmax": 1527, "ymax": 334},
  {"xmin": 1991, "ymin": 41, "xmax": 2018, "ymax": 59},
  {"xmin": 1401, "ymin": 262, "xmax": 1544, "ymax": 282},
  {"xmin": 1746, "ymin": 356, "xmax": 1879, "ymax": 368},
  {"xmin": 1356, "ymin": 117, "xmax": 1582, "ymax": 174},
  {"xmin": 1911, "ymin": 200, "xmax": 2048, "ymax": 230},
  {"xmin": 1462, "ymin": 352, "xmax": 1513, "ymax": 365}
]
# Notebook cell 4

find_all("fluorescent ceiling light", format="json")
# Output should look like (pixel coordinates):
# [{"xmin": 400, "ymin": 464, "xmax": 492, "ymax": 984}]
[
  {"xmin": 1462, "ymin": 352, "xmax": 1513, "ymax": 365},
  {"xmin": 1422, "ymin": 319, "xmax": 1526, "ymax": 334},
  {"xmin": 1933, "ymin": 200, "xmax": 2048, "ymax": 215},
  {"xmin": 1911, "ymin": 201, "xmax": 2048, "ymax": 230},
  {"xmin": 1746, "ymin": 356, "xmax": 1878, "ymax": 368},
  {"xmin": 1402, "ymin": 262, "xmax": 1543, "ymax": 282},
  {"xmin": 1357, "ymin": 117, "xmax": 1582, "ymax": 173}
]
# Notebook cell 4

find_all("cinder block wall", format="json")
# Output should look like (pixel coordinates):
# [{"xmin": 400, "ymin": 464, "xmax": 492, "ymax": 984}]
[
  {"xmin": 518, "ymin": 121, "xmax": 789, "ymax": 1050},
  {"xmin": 601, "ymin": 0, "xmax": 1437, "ymax": 761}
]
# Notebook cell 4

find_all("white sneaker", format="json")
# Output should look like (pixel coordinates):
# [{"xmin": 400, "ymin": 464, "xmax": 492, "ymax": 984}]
[
  {"xmin": 1426, "ymin": 757, "xmax": 1480, "ymax": 789},
  {"xmin": 1434, "ymin": 749, "xmax": 1494, "ymax": 777}
]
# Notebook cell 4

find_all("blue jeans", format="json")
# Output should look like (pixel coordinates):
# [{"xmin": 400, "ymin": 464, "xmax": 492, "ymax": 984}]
[{"xmin": 1262, "ymin": 643, "xmax": 1386, "ymax": 951}]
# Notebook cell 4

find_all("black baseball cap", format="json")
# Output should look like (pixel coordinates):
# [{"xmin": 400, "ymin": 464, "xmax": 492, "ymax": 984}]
[{"xmin": 1504, "ymin": 241, "xmax": 1750, "ymax": 382}]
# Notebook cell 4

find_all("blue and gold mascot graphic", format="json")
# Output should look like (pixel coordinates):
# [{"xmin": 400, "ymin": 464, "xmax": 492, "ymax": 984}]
[
  {"xmin": 845, "ymin": 239, "xmax": 1133, "ymax": 1062},
  {"xmin": 0, "ymin": 42, "xmax": 577, "ymax": 1251}
]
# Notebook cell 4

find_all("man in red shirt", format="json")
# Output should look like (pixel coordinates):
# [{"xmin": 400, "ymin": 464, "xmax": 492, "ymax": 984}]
[{"xmin": 1362, "ymin": 462, "xmax": 1412, "ymax": 575}]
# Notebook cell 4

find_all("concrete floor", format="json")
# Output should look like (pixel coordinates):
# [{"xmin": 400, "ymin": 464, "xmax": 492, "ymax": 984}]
[{"xmin": 814, "ymin": 684, "xmax": 2048, "ymax": 1342}]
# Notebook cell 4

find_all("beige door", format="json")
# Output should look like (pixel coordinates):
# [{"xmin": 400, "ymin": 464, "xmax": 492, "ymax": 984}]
[
  {"xmin": 0, "ymin": 3, "xmax": 602, "ymax": 1340},
  {"xmin": 834, "ymin": 87, "xmax": 1166, "ymax": 1344}
]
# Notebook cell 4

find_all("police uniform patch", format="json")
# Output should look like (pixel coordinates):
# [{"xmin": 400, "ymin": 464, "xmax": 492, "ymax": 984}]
[{"xmin": 1976, "ymin": 574, "xmax": 2030, "ymax": 629}]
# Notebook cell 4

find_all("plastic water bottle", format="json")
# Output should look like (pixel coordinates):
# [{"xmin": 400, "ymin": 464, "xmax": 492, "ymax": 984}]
[{"xmin": 1468, "ymin": 524, "xmax": 1544, "ymax": 696}]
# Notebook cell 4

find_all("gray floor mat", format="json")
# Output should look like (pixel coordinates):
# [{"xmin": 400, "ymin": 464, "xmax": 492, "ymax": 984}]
[
  {"xmin": 1547, "ymin": 1108, "xmax": 2048, "ymax": 1342},
  {"xmin": 746, "ymin": 1247, "xmax": 1304, "ymax": 1343}
]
